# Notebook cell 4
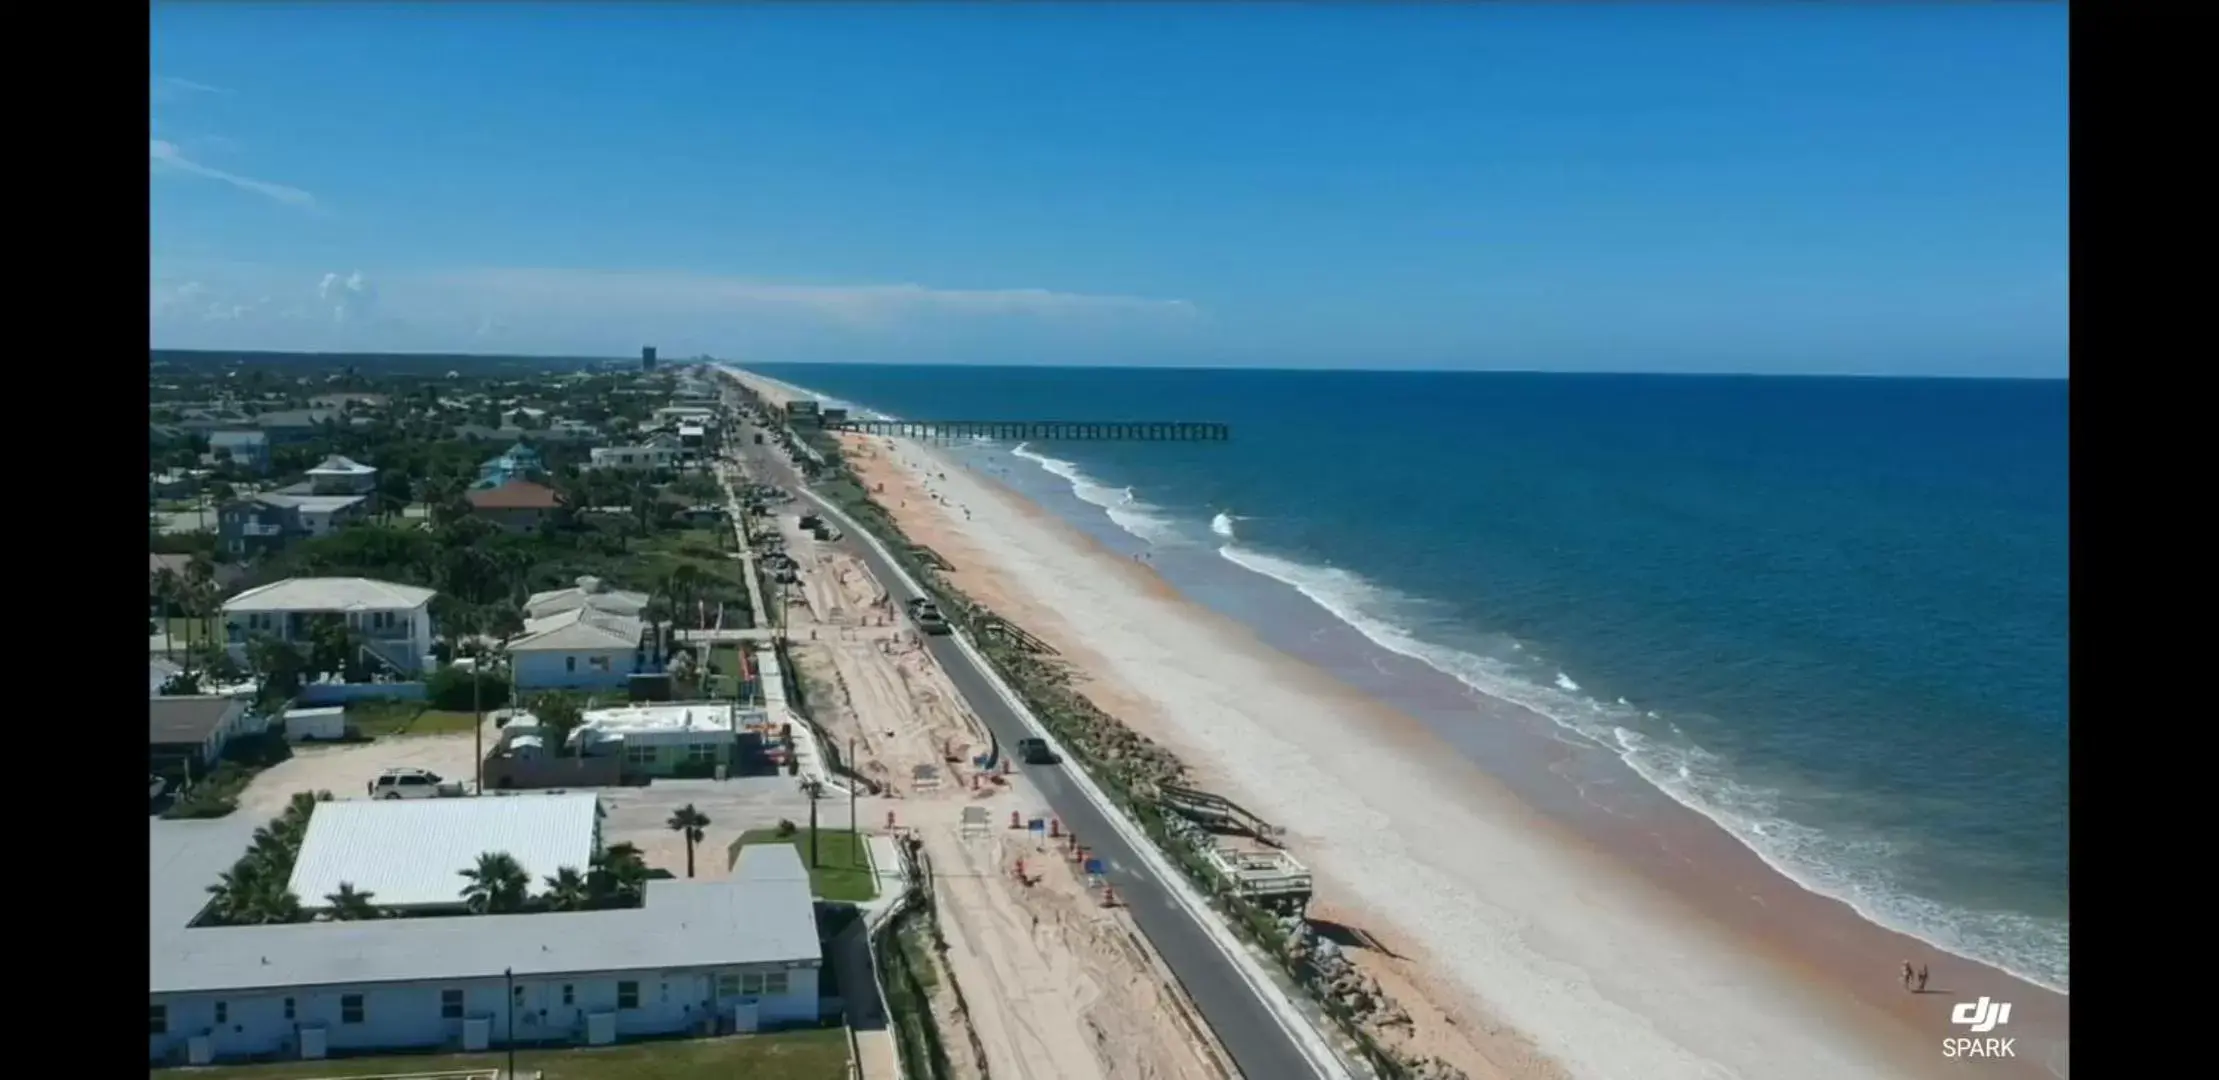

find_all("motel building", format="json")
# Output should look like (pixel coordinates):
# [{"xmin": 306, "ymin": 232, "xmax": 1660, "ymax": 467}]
[{"xmin": 150, "ymin": 794, "xmax": 822, "ymax": 1066}]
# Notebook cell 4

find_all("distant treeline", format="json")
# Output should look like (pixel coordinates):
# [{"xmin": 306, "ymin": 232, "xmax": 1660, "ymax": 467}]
[{"xmin": 150, "ymin": 349, "xmax": 625, "ymax": 375}]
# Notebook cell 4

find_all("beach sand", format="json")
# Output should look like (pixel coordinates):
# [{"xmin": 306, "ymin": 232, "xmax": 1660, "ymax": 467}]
[{"xmin": 737, "ymin": 371, "xmax": 2067, "ymax": 1080}]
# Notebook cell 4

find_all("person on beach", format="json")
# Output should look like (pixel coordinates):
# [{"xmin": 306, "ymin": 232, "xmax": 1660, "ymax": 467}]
[
  {"xmin": 1901, "ymin": 961, "xmax": 1915, "ymax": 991},
  {"xmin": 1916, "ymin": 964, "xmax": 1929, "ymax": 992}
]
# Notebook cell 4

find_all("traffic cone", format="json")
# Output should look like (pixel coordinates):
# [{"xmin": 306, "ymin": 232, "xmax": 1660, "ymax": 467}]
[
  {"xmin": 1001, "ymin": 757, "xmax": 1012, "ymax": 776},
  {"xmin": 886, "ymin": 810, "xmax": 897, "ymax": 830},
  {"xmin": 1049, "ymin": 819, "xmax": 1061, "ymax": 839},
  {"xmin": 1101, "ymin": 884, "xmax": 1119, "ymax": 908},
  {"xmin": 1009, "ymin": 810, "xmax": 1022, "ymax": 830}
]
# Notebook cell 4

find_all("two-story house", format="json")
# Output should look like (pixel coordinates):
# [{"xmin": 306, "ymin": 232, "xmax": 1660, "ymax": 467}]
[
  {"xmin": 205, "ymin": 430, "xmax": 271, "ymax": 473},
  {"xmin": 474, "ymin": 442, "xmax": 545, "ymax": 489},
  {"xmin": 217, "ymin": 493, "xmax": 371, "ymax": 557},
  {"xmin": 221, "ymin": 577, "xmax": 438, "ymax": 676},
  {"xmin": 465, "ymin": 479, "xmax": 564, "ymax": 533},
  {"xmin": 303, "ymin": 455, "xmax": 379, "ymax": 495},
  {"xmin": 588, "ymin": 433, "xmax": 687, "ymax": 472}
]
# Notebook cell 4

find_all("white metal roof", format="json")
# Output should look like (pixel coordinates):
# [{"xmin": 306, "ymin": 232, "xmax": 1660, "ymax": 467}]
[
  {"xmin": 286, "ymin": 793, "xmax": 601, "ymax": 910},
  {"xmin": 508, "ymin": 608, "xmax": 642, "ymax": 652},
  {"xmin": 150, "ymin": 819, "xmax": 819, "ymax": 995},
  {"xmin": 223, "ymin": 577, "xmax": 436, "ymax": 614},
  {"xmin": 307, "ymin": 454, "xmax": 376, "ymax": 475},
  {"xmin": 525, "ymin": 582, "xmax": 649, "ymax": 620},
  {"xmin": 257, "ymin": 493, "xmax": 369, "ymax": 514}
]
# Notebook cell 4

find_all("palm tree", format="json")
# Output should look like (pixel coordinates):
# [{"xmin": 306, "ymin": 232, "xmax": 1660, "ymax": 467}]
[
  {"xmin": 458, "ymin": 851, "xmax": 533, "ymax": 914},
  {"xmin": 667, "ymin": 804, "xmax": 712, "ymax": 879},
  {"xmin": 324, "ymin": 882, "xmax": 380, "ymax": 920},
  {"xmin": 587, "ymin": 842, "xmax": 650, "ymax": 908},
  {"xmin": 152, "ymin": 568, "xmax": 183, "ymax": 663},
  {"xmin": 542, "ymin": 867, "xmax": 592, "ymax": 911}
]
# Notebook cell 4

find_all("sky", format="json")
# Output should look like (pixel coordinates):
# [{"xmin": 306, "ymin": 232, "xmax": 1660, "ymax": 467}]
[{"xmin": 150, "ymin": 4, "xmax": 2069, "ymax": 376}]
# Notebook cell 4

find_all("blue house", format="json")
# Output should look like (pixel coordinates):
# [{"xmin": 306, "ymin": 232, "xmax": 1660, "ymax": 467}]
[
  {"xmin": 474, "ymin": 442, "xmax": 545, "ymax": 490},
  {"xmin": 505, "ymin": 608, "xmax": 659, "ymax": 691}
]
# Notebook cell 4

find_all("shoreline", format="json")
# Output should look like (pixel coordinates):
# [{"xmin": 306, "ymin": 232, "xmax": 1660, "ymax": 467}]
[{"xmin": 730, "ymin": 369, "xmax": 2068, "ymax": 1080}]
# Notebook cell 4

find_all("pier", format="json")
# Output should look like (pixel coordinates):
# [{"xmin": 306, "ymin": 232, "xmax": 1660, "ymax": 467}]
[{"xmin": 826, "ymin": 419, "xmax": 1230, "ymax": 442}]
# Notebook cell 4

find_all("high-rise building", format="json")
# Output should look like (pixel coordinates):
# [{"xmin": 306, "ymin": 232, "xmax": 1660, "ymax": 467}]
[{"xmin": 641, "ymin": 345, "xmax": 658, "ymax": 371}]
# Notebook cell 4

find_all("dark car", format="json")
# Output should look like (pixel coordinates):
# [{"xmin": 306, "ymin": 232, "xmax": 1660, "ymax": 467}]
[{"xmin": 1016, "ymin": 737, "xmax": 1061, "ymax": 765}]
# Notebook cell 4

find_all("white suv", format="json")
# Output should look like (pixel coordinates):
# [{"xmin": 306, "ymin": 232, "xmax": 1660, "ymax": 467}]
[{"xmin": 367, "ymin": 767, "xmax": 468, "ymax": 800}]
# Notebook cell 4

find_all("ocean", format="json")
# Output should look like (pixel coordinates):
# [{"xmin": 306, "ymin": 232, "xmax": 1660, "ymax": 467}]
[{"xmin": 748, "ymin": 362, "xmax": 2070, "ymax": 994}]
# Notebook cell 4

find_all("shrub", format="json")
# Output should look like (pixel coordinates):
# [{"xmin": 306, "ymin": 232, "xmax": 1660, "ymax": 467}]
[
  {"xmin": 426, "ymin": 666, "xmax": 513, "ymax": 712},
  {"xmin": 775, "ymin": 818, "xmax": 798, "ymax": 838}
]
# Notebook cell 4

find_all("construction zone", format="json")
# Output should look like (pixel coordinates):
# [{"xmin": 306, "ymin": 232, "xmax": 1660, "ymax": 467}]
[{"xmin": 743, "ymin": 471, "xmax": 1232, "ymax": 1080}]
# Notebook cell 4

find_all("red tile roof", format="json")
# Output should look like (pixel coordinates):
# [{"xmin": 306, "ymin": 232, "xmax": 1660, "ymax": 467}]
[{"xmin": 466, "ymin": 480, "xmax": 564, "ymax": 510}]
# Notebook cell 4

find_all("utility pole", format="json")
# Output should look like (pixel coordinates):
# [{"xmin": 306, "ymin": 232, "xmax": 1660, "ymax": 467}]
[
  {"xmin": 807, "ymin": 784, "xmax": 820, "ymax": 868},
  {"xmin": 849, "ymin": 738, "xmax": 859, "ymax": 843},
  {"xmin": 504, "ymin": 967, "xmax": 517, "ymax": 1080},
  {"xmin": 472, "ymin": 650, "xmax": 484, "ymax": 794}
]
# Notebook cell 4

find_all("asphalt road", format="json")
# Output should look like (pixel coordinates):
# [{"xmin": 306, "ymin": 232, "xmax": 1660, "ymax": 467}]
[{"xmin": 720, "ymin": 428, "xmax": 1335, "ymax": 1080}]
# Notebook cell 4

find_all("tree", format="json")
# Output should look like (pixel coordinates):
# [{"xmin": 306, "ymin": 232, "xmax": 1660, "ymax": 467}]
[
  {"xmin": 542, "ymin": 867, "xmax": 592, "ymax": 911},
  {"xmin": 245, "ymin": 633, "xmax": 306, "ymax": 709},
  {"xmin": 587, "ymin": 842, "xmax": 650, "ymax": 908},
  {"xmin": 325, "ymin": 882, "xmax": 381, "ymax": 920},
  {"xmin": 530, "ymin": 693, "xmax": 585, "ymax": 757},
  {"xmin": 458, "ymin": 851, "xmax": 532, "ymax": 914},
  {"xmin": 667, "ymin": 804, "xmax": 711, "ymax": 879},
  {"xmin": 151, "ymin": 568, "xmax": 183, "ymax": 664}
]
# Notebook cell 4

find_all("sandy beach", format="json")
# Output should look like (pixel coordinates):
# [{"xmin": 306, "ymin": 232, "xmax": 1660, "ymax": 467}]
[{"xmin": 735, "ymin": 370, "xmax": 2067, "ymax": 1080}]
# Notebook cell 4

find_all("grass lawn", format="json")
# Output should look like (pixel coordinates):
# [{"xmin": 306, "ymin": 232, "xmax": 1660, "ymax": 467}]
[
  {"xmin": 732, "ymin": 828, "xmax": 877, "ymax": 902},
  {"xmin": 346, "ymin": 700, "xmax": 483, "ymax": 738},
  {"xmin": 159, "ymin": 615, "xmax": 220, "ymax": 642},
  {"xmin": 148, "ymin": 1028, "xmax": 851, "ymax": 1080}
]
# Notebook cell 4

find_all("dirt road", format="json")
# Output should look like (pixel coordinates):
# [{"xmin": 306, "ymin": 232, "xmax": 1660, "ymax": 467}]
[{"xmin": 760, "ymin": 497, "xmax": 1228, "ymax": 1080}]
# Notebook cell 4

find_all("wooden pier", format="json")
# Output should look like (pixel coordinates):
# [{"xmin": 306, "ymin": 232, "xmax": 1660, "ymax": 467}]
[{"xmin": 826, "ymin": 419, "xmax": 1229, "ymax": 442}]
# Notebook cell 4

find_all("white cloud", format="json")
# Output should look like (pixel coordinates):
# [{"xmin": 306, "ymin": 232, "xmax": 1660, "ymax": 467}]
[
  {"xmin": 318, "ymin": 271, "xmax": 377, "ymax": 323},
  {"xmin": 427, "ymin": 268, "xmax": 1196, "ymax": 326},
  {"xmin": 150, "ymin": 139, "xmax": 316, "ymax": 209}
]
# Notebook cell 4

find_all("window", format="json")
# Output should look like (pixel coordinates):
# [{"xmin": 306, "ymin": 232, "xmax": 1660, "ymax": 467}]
[
  {"xmin": 441, "ymin": 989, "xmax": 463, "ymax": 1019},
  {"xmin": 214, "ymin": 1001, "xmax": 228, "ymax": 1024},
  {"xmin": 341, "ymin": 994, "xmax": 365, "ymax": 1024},
  {"xmin": 150, "ymin": 1004, "xmax": 167, "ymax": 1035},
  {"xmin": 763, "ymin": 972, "xmax": 789, "ymax": 996},
  {"xmin": 513, "ymin": 985, "xmax": 526, "ymax": 1003},
  {"xmin": 739, "ymin": 973, "xmax": 764, "ymax": 995},
  {"xmin": 625, "ymin": 744, "xmax": 656, "ymax": 766},
  {"xmin": 284, "ymin": 998, "xmax": 295, "ymax": 1021},
  {"xmin": 686, "ymin": 743, "xmax": 718, "ymax": 765},
  {"xmin": 561, "ymin": 984, "xmax": 574, "ymax": 1006},
  {"xmin": 566, "ymin": 655, "xmax": 578, "ymax": 672},
  {"xmin": 716, "ymin": 975, "xmax": 740, "ymax": 999},
  {"xmin": 617, "ymin": 981, "xmax": 639, "ymax": 1010},
  {"xmin": 589, "ymin": 655, "xmax": 611, "ymax": 671}
]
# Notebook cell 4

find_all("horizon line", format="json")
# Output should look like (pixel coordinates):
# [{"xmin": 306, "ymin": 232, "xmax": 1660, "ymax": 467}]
[{"xmin": 147, "ymin": 348, "xmax": 2067, "ymax": 382}]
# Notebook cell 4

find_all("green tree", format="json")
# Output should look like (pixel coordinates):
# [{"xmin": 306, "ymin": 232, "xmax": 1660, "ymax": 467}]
[
  {"xmin": 530, "ymin": 693, "xmax": 585, "ymax": 756},
  {"xmin": 458, "ymin": 851, "xmax": 532, "ymax": 914},
  {"xmin": 667, "ymin": 804, "xmax": 711, "ymax": 879},
  {"xmin": 324, "ymin": 882, "xmax": 380, "ymax": 920},
  {"xmin": 587, "ymin": 842, "xmax": 650, "ymax": 908},
  {"xmin": 542, "ymin": 867, "xmax": 591, "ymax": 911}
]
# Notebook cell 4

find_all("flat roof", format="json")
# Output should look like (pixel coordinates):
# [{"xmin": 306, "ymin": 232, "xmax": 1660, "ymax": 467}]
[
  {"xmin": 150, "ymin": 819, "xmax": 818, "ymax": 996},
  {"xmin": 150, "ymin": 696, "xmax": 243, "ymax": 746},
  {"xmin": 580, "ymin": 701, "xmax": 736, "ymax": 736},
  {"xmin": 286, "ymin": 794, "xmax": 601, "ymax": 910}
]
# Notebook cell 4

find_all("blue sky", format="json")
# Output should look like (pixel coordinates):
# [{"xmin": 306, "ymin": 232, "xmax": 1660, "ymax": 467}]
[{"xmin": 150, "ymin": 4, "xmax": 2068, "ymax": 376}]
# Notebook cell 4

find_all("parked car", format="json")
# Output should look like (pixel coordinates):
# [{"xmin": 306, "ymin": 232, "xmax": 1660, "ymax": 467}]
[
  {"xmin": 1016, "ymin": 738, "xmax": 1061, "ymax": 765},
  {"xmin": 368, "ymin": 767, "xmax": 470, "ymax": 799}
]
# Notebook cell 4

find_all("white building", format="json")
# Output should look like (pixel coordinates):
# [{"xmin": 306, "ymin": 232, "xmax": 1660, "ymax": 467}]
[
  {"xmin": 222, "ymin": 577, "xmax": 437, "ymax": 675},
  {"xmin": 150, "ymin": 815, "xmax": 823, "ymax": 1066},
  {"xmin": 286, "ymin": 794, "xmax": 604, "ymax": 914},
  {"xmin": 575, "ymin": 701, "xmax": 748, "ymax": 776},
  {"xmin": 304, "ymin": 455, "xmax": 379, "ymax": 495},
  {"xmin": 588, "ymin": 436, "xmax": 686, "ymax": 472}
]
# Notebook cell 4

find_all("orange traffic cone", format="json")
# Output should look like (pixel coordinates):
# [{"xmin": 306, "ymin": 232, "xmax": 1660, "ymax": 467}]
[
  {"xmin": 1049, "ymin": 819, "xmax": 1061, "ymax": 839},
  {"xmin": 1101, "ymin": 884, "xmax": 1119, "ymax": 908},
  {"xmin": 1009, "ymin": 810, "xmax": 1022, "ymax": 830}
]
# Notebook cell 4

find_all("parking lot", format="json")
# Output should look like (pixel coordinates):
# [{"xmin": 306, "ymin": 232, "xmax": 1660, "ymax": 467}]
[{"xmin": 235, "ymin": 731, "xmax": 487, "ymax": 816}]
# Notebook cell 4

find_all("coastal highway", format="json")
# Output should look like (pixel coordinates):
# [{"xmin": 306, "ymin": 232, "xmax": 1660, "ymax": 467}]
[{"xmin": 723, "ymin": 423, "xmax": 1347, "ymax": 1080}]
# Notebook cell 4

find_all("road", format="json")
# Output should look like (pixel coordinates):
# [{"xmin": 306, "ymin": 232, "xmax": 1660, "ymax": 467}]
[{"xmin": 721, "ymin": 417, "xmax": 1343, "ymax": 1080}]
